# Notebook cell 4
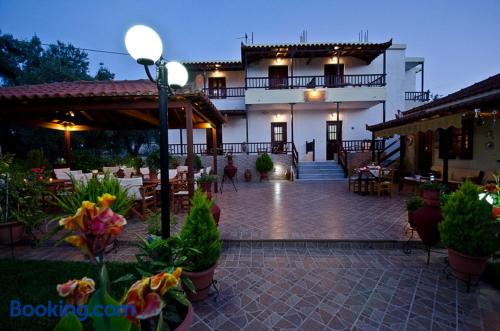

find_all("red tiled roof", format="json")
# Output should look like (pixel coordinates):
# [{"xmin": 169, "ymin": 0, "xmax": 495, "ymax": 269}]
[
  {"xmin": 368, "ymin": 73, "xmax": 500, "ymax": 132},
  {"xmin": 0, "ymin": 79, "xmax": 157, "ymax": 101}
]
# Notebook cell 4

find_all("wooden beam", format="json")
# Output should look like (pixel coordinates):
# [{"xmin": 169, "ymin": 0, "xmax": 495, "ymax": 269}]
[
  {"xmin": 28, "ymin": 120, "xmax": 98, "ymax": 131},
  {"xmin": 119, "ymin": 109, "xmax": 160, "ymax": 126},
  {"xmin": 64, "ymin": 130, "xmax": 72, "ymax": 166},
  {"xmin": 186, "ymin": 105, "xmax": 195, "ymax": 198}
]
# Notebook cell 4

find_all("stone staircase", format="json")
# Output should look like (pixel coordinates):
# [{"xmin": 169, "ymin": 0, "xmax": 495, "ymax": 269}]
[{"xmin": 297, "ymin": 161, "xmax": 346, "ymax": 181}]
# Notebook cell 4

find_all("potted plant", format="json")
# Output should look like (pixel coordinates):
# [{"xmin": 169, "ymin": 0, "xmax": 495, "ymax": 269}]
[
  {"xmin": 256, "ymin": 153, "xmax": 273, "ymax": 181},
  {"xmin": 179, "ymin": 190, "xmax": 221, "ymax": 301},
  {"xmin": 196, "ymin": 173, "xmax": 217, "ymax": 194},
  {"xmin": 481, "ymin": 173, "xmax": 500, "ymax": 219},
  {"xmin": 146, "ymin": 148, "xmax": 160, "ymax": 180},
  {"xmin": 185, "ymin": 154, "xmax": 203, "ymax": 172},
  {"xmin": 406, "ymin": 196, "xmax": 423, "ymax": 228},
  {"xmin": 419, "ymin": 181, "xmax": 447, "ymax": 206},
  {"xmin": 440, "ymin": 180, "xmax": 498, "ymax": 282}
]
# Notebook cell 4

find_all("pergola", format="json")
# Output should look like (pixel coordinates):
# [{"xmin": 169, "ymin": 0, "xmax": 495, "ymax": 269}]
[{"xmin": 0, "ymin": 79, "xmax": 226, "ymax": 195}]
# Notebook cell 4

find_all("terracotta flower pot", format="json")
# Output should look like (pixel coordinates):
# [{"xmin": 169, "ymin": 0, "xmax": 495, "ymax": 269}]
[
  {"xmin": 492, "ymin": 206, "xmax": 500, "ymax": 220},
  {"xmin": 0, "ymin": 221, "xmax": 24, "ymax": 244},
  {"xmin": 200, "ymin": 181, "xmax": 212, "ymax": 193},
  {"xmin": 408, "ymin": 211, "xmax": 416, "ymax": 228},
  {"xmin": 244, "ymin": 169, "xmax": 252, "ymax": 182},
  {"xmin": 211, "ymin": 204, "xmax": 221, "ymax": 226},
  {"xmin": 422, "ymin": 189, "xmax": 440, "ymax": 207},
  {"xmin": 259, "ymin": 171, "xmax": 268, "ymax": 182},
  {"xmin": 447, "ymin": 248, "xmax": 488, "ymax": 282},
  {"xmin": 183, "ymin": 263, "xmax": 217, "ymax": 302},
  {"xmin": 174, "ymin": 302, "xmax": 194, "ymax": 331},
  {"xmin": 412, "ymin": 203, "xmax": 442, "ymax": 248}
]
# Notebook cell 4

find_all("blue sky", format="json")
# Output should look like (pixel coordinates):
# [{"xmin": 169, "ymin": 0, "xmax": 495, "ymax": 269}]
[{"xmin": 1, "ymin": 0, "xmax": 499, "ymax": 95}]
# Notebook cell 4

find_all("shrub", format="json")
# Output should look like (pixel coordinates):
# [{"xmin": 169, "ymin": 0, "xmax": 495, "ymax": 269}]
[
  {"xmin": 256, "ymin": 153, "xmax": 274, "ymax": 173},
  {"xmin": 406, "ymin": 196, "xmax": 423, "ymax": 213},
  {"xmin": 419, "ymin": 181, "xmax": 447, "ymax": 192},
  {"xmin": 196, "ymin": 173, "xmax": 217, "ymax": 184},
  {"xmin": 439, "ymin": 180, "xmax": 497, "ymax": 257},
  {"xmin": 179, "ymin": 190, "xmax": 221, "ymax": 271},
  {"xmin": 122, "ymin": 154, "xmax": 144, "ymax": 171},
  {"xmin": 25, "ymin": 149, "xmax": 51, "ymax": 169},
  {"xmin": 145, "ymin": 209, "xmax": 177, "ymax": 236},
  {"xmin": 54, "ymin": 173, "xmax": 133, "ymax": 215},
  {"xmin": 146, "ymin": 148, "xmax": 161, "ymax": 171},
  {"xmin": 185, "ymin": 154, "xmax": 202, "ymax": 172},
  {"xmin": 72, "ymin": 149, "xmax": 104, "ymax": 172}
]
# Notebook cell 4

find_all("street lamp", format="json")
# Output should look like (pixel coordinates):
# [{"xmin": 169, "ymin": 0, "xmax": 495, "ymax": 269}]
[{"xmin": 125, "ymin": 25, "xmax": 188, "ymax": 239}]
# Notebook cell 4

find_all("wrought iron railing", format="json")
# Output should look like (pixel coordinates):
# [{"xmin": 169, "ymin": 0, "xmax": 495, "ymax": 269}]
[
  {"xmin": 168, "ymin": 142, "xmax": 294, "ymax": 155},
  {"xmin": 202, "ymin": 87, "xmax": 245, "ymax": 98},
  {"xmin": 246, "ymin": 74, "xmax": 386, "ymax": 89},
  {"xmin": 405, "ymin": 90, "xmax": 430, "ymax": 101}
]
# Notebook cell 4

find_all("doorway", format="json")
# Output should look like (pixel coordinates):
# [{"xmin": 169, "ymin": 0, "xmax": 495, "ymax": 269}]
[
  {"xmin": 271, "ymin": 122, "xmax": 287, "ymax": 153},
  {"xmin": 268, "ymin": 65, "xmax": 288, "ymax": 89},
  {"xmin": 208, "ymin": 77, "xmax": 226, "ymax": 98},
  {"xmin": 326, "ymin": 121, "xmax": 342, "ymax": 160},
  {"xmin": 324, "ymin": 64, "xmax": 344, "ymax": 87},
  {"xmin": 417, "ymin": 131, "xmax": 433, "ymax": 175}
]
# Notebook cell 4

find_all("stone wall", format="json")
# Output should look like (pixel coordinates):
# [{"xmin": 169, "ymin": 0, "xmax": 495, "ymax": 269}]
[
  {"xmin": 173, "ymin": 154, "xmax": 293, "ymax": 182},
  {"xmin": 347, "ymin": 151, "xmax": 373, "ymax": 170}
]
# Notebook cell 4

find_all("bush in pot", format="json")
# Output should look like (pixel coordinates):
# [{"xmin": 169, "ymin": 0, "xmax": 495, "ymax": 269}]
[
  {"xmin": 179, "ymin": 189, "xmax": 221, "ymax": 301},
  {"xmin": 256, "ymin": 153, "xmax": 273, "ymax": 181},
  {"xmin": 419, "ymin": 181, "xmax": 447, "ymax": 206},
  {"xmin": 196, "ymin": 173, "xmax": 217, "ymax": 194},
  {"xmin": 406, "ymin": 196, "xmax": 423, "ymax": 228},
  {"xmin": 439, "ymin": 180, "xmax": 498, "ymax": 282}
]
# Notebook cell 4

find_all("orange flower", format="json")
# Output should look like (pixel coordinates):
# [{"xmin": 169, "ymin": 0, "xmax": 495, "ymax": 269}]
[
  {"xmin": 98, "ymin": 193, "xmax": 116, "ymax": 208},
  {"xmin": 57, "ymin": 277, "xmax": 95, "ymax": 305}
]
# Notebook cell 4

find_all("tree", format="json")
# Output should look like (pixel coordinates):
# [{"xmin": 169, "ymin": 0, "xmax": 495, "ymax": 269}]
[
  {"xmin": 0, "ymin": 31, "xmax": 95, "ymax": 86},
  {"xmin": 94, "ymin": 63, "xmax": 115, "ymax": 81}
]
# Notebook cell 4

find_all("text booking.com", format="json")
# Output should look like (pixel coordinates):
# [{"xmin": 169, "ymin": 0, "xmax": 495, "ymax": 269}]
[{"xmin": 10, "ymin": 300, "xmax": 136, "ymax": 321}]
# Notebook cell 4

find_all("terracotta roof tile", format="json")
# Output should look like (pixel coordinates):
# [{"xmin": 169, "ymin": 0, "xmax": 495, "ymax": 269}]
[{"xmin": 0, "ymin": 79, "xmax": 157, "ymax": 101}]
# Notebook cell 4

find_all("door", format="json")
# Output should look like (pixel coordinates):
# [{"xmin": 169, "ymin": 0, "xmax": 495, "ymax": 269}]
[
  {"xmin": 417, "ymin": 131, "xmax": 433, "ymax": 175},
  {"xmin": 268, "ymin": 65, "xmax": 288, "ymax": 89},
  {"xmin": 324, "ymin": 64, "xmax": 344, "ymax": 87},
  {"xmin": 208, "ymin": 77, "xmax": 226, "ymax": 98},
  {"xmin": 271, "ymin": 122, "xmax": 287, "ymax": 153},
  {"xmin": 326, "ymin": 121, "xmax": 342, "ymax": 160}
]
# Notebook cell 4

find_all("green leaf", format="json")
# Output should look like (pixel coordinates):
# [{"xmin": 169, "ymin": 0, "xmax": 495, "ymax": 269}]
[
  {"xmin": 54, "ymin": 313, "xmax": 83, "ymax": 331},
  {"xmin": 112, "ymin": 273, "xmax": 136, "ymax": 284},
  {"xmin": 100, "ymin": 264, "xmax": 110, "ymax": 292},
  {"xmin": 168, "ymin": 289, "xmax": 189, "ymax": 306},
  {"xmin": 88, "ymin": 288, "xmax": 132, "ymax": 331},
  {"xmin": 181, "ymin": 276, "xmax": 195, "ymax": 293}
]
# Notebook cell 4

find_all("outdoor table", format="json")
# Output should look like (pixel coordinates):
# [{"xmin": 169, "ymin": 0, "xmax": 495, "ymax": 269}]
[
  {"xmin": 401, "ymin": 176, "xmax": 429, "ymax": 194},
  {"xmin": 355, "ymin": 169, "xmax": 378, "ymax": 195}
]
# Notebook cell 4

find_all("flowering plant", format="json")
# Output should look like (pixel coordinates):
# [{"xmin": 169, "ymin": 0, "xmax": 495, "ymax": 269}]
[
  {"xmin": 31, "ymin": 166, "xmax": 50, "ymax": 182},
  {"xmin": 59, "ymin": 193, "xmax": 126, "ymax": 263},
  {"xmin": 57, "ymin": 277, "xmax": 96, "ymax": 305}
]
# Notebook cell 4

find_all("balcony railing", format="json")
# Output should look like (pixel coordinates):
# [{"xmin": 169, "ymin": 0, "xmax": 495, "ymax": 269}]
[
  {"xmin": 168, "ymin": 142, "xmax": 294, "ymax": 155},
  {"xmin": 405, "ymin": 90, "xmax": 430, "ymax": 101},
  {"xmin": 246, "ymin": 74, "xmax": 386, "ymax": 89},
  {"xmin": 202, "ymin": 87, "xmax": 245, "ymax": 99}
]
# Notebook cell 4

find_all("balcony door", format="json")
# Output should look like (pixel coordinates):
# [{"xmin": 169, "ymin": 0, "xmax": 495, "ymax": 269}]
[
  {"xmin": 208, "ymin": 77, "xmax": 226, "ymax": 99},
  {"xmin": 268, "ymin": 65, "xmax": 288, "ymax": 89},
  {"xmin": 326, "ymin": 121, "xmax": 342, "ymax": 160},
  {"xmin": 271, "ymin": 122, "xmax": 287, "ymax": 153},
  {"xmin": 324, "ymin": 64, "xmax": 344, "ymax": 87}
]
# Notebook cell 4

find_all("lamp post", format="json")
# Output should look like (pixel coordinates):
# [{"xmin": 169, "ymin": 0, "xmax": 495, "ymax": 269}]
[{"xmin": 125, "ymin": 25, "xmax": 188, "ymax": 239}]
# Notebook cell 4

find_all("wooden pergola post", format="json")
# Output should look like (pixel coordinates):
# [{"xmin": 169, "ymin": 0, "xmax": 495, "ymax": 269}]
[
  {"xmin": 64, "ymin": 129, "xmax": 72, "ymax": 166},
  {"xmin": 185, "ymin": 105, "xmax": 195, "ymax": 197},
  {"xmin": 212, "ymin": 126, "xmax": 218, "ymax": 193}
]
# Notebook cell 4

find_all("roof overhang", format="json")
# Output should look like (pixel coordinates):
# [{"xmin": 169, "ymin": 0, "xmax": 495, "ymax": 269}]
[
  {"xmin": 405, "ymin": 57, "xmax": 424, "ymax": 71},
  {"xmin": 0, "ymin": 80, "xmax": 225, "ymax": 131},
  {"xmin": 241, "ymin": 40, "xmax": 393, "ymax": 65},
  {"xmin": 183, "ymin": 61, "xmax": 243, "ymax": 72}
]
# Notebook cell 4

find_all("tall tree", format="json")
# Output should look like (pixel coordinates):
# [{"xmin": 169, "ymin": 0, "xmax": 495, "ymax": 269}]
[{"xmin": 94, "ymin": 62, "xmax": 115, "ymax": 81}]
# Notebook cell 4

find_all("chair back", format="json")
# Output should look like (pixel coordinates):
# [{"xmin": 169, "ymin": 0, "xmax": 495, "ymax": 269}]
[
  {"xmin": 70, "ymin": 170, "xmax": 83, "ymax": 177},
  {"xmin": 204, "ymin": 166, "xmax": 212, "ymax": 175},
  {"xmin": 54, "ymin": 168, "xmax": 71, "ymax": 180},
  {"xmin": 118, "ymin": 177, "xmax": 143, "ymax": 200},
  {"xmin": 123, "ymin": 167, "xmax": 134, "ymax": 178},
  {"xmin": 103, "ymin": 166, "xmax": 119, "ymax": 175},
  {"xmin": 177, "ymin": 166, "xmax": 188, "ymax": 173},
  {"xmin": 169, "ymin": 169, "xmax": 178, "ymax": 179},
  {"xmin": 73, "ymin": 173, "xmax": 92, "ymax": 185},
  {"xmin": 140, "ymin": 167, "xmax": 150, "ymax": 179}
]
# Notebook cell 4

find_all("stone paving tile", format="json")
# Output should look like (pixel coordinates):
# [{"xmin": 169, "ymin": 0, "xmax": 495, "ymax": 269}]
[{"xmin": 2, "ymin": 244, "xmax": 499, "ymax": 330}]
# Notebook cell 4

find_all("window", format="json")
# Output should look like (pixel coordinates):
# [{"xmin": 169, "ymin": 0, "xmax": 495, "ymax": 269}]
[
  {"xmin": 439, "ymin": 119, "xmax": 473, "ymax": 160},
  {"xmin": 208, "ymin": 77, "xmax": 226, "ymax": 99}
]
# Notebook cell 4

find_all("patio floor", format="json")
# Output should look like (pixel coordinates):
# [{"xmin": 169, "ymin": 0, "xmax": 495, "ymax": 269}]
[
  {"xmin": 214, "ymin": 181, "xmax": 410, "ymax": 241},
  {"xmin": 1, "ymin": 244, "xmax": 498, "ymax": 330}
]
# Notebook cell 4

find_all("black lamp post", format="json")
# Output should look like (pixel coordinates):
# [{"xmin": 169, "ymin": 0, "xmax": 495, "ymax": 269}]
[{"xmin": 125, "ymin": 25, "xmax": 188, "ymax": 239}]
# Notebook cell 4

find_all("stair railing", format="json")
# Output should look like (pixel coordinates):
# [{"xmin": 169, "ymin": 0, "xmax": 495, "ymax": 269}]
[{"xmin": 305, "ymin": 139, "xmax": 315, "ymax": 161}]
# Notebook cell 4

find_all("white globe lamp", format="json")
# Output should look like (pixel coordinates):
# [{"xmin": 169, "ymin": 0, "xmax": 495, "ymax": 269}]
[
  {"xmin": 125, "ymin": 25, "xmax": 163, "ymax": 65},
  {"xmin": 166, "ymin": 61, "xmax": 188, "ymax": 88}
]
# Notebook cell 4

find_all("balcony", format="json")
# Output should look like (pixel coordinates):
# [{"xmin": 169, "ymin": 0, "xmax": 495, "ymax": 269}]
[
  {"xmin": 202, "ymin": 87, "xmax": 245, "ymax": 98},
  {"xmin": 405, "ymin": 90, "xmax": 430, "ymax": 102},
  {"xmin": 245, "ymin": 74, "xmax": 386, "ymax": 89}
]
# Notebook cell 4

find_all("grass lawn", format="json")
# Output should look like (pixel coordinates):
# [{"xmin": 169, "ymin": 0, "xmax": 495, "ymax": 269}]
[{"xmin": 0, "ymin": 259, "xmax": 136, "ymax": 331}]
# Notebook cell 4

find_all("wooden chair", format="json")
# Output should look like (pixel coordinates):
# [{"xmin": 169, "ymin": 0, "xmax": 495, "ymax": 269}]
[
  {"xmin": 119, "ymin": 177, "xmax": 157, "ymax": 220},
  {"xmin": 172, "ymin": 179, "xmax": 189, "ymax": 213},
  {"xmin": 348, "ymin": 167, "xmax": 360, "ymax": 192},
  {"xmin": 376, "ymin": 168, "xmax": 394, "ymax": 197}
]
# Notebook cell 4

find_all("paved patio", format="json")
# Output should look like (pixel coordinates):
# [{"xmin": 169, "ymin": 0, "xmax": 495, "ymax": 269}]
[
  {"xmin": 214, "ymin": 181, "xmax": 410, "ymax": 241},
  {"xmin": 1, "ymin": 244, "xmax": 498, "ymax": 330}
]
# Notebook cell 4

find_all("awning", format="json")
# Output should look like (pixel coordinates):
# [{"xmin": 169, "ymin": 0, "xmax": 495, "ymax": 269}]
[{"xmin": 374, "ymin": 113, "xmax": 462, "ymax": 138}]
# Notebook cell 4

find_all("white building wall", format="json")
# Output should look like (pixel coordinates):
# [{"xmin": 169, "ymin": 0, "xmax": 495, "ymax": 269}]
[
  {"xmin": 222, "ymin": 116, "xmax": 247, "ymax": 143},
  {"xmin": 384, "ymin": 45, "xmax": 407, "ymax": 122}
]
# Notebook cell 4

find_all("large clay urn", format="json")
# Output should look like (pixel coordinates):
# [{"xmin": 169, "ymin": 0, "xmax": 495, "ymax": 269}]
[
  {"xmin": 224, "ymin": 157, "xmax": 237, "ymax": 179},
  {"xmin": 211, "ymin": 203, "xmax": 221, "ymax": 226},
  {"xmin": 412, "ymin": 189, "xmax": 442, "ymax": 248},
  {"xmin": 244, "ymin": 169, "xmax": 252, "ymax": 182}
]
